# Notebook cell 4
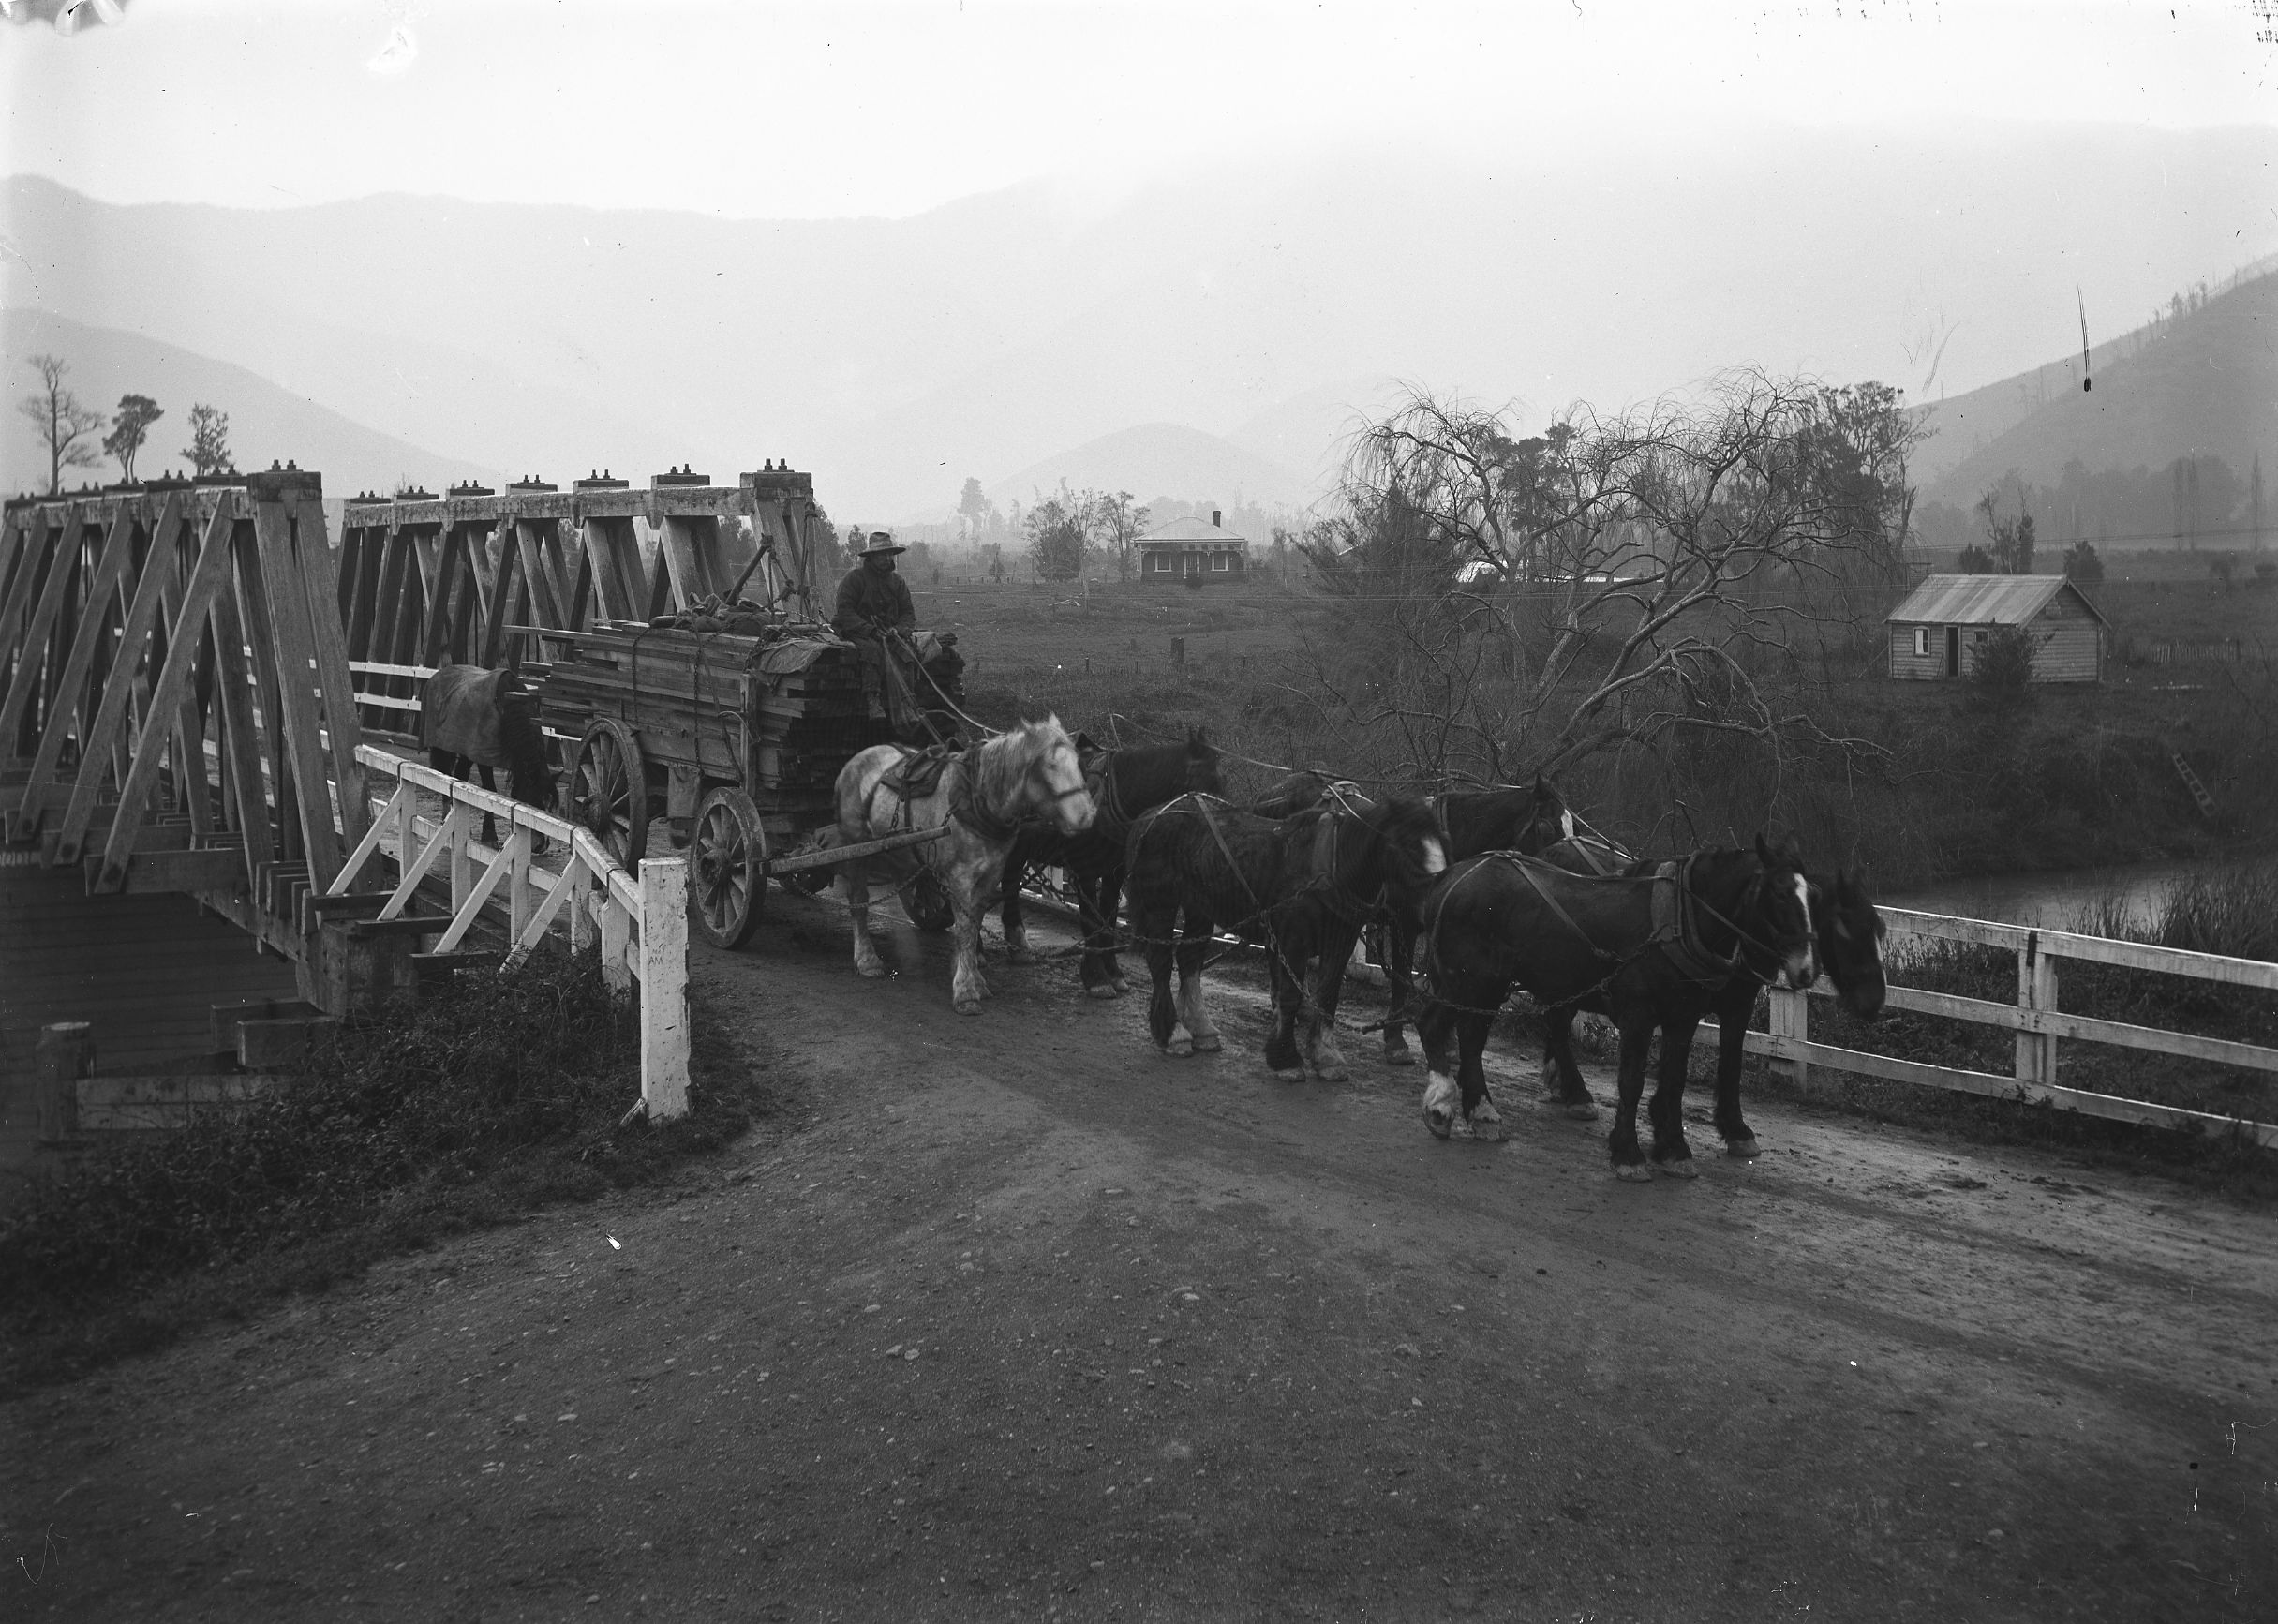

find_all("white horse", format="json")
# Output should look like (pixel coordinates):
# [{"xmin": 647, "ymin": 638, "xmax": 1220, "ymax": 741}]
[{"xmin": 833, "ymin": 717, "xmax": 1095, "ymax": 1014}]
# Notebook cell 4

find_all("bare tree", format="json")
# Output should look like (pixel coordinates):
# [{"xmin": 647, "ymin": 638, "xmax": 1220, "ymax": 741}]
[
  {"xmin": 16, "ymin": 353, "xmax": 106, "ymax": 495},
  {"xmin": 1292, "ymin": 372, "xmax": 1919, "ymax": 795},
  {"xmin": 102, "ymin": 393, "xmax": 164, "ymax": 483},
  {"xmin": 1082, "ymin": 489, "xmax": 1149, "ymax": 581}
]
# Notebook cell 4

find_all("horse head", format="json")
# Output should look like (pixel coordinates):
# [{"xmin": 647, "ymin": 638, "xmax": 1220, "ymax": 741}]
[
  {"xmin": 1812, "ymin": 865, "xmax": 1888, "ymax": 1020},
  {"xmin": 1522, "ymin": 772, "xmax": 1573, "ymax": 854},
  {"xmin": 1355, "ymin": 794, "xmax": 1448, "ymax": 929},
  {"xmin": 1752, "ymin": 831, "xmax": 1817, "ymax": 991},
  {"xmin": 1183, "ymin": 726, "xmax": 1225, "ymax": 797},
  {"xmin": 1015, "ymin": 715, "xmax": 1095, "ymax": 836}
]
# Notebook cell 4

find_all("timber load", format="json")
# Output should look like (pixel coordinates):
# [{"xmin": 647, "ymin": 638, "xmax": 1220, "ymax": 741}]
[{"xmin": 535, "ymin": 617, "xmax": 887, "ymax": 800}]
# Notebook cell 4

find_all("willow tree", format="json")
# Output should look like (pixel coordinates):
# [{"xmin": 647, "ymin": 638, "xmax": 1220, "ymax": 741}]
[{"xmin": 1293, "ymin": 371, "xmax": 1919, "ymax": 799}]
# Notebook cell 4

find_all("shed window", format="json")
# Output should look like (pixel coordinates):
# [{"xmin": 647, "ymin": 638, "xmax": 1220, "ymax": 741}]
[
  {"xmin": 1974, "ymin": 630, "xmax": 1987, "ymax": 645},
  {"xmin": 1912, "ymin": 627, "xmax": 1928, "ymax": 658},
  {"xmin": 1211, "ymin": 553, "xmax": 1229, "ymax": 572},
  {"xmin": 1148, "ymin": 553, "xmax": 1169, "ymax": 574}
]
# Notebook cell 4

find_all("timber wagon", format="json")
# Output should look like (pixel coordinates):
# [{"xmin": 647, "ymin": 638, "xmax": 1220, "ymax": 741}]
[{"xmin": 529, "ymin": 617, "xmax": 952, "ymax": 949}]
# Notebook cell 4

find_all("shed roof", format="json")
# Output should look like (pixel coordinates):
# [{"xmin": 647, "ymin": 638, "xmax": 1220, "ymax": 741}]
[
  {"xmin": 1137, "ymin": 515, "xmax": 1246, "ymax": 545},
  {"xmin": 1884, "ymin": 574, "xmax": 2109, "ymax": 629}
]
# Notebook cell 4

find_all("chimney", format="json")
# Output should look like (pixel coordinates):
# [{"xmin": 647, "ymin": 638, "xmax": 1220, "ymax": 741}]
[{"xmin": 1212, "ymin": 509, "xmax": 1222, "ymax": 529}]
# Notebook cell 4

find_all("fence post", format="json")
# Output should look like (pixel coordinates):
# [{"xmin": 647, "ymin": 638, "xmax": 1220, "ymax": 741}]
[
  {"xmin": 2015, "ymin": 931, "xmax": 2057, "ymax": 1089},
  {"xmin": 637, "ymin": 856, "xmax": 690, "ymax": 1122},
  {"xmin": 1768, "ymin": 986, "xmax": 1809, "ymax": 1091}
]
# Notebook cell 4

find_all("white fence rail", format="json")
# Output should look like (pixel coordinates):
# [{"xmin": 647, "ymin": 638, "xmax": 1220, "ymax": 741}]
[
  {"xmin": 330, "ymin": 743, "xmax": 690, "ymax": 1121},
  {"xmin": 1749, "ymin": 906, "xmax": 2278, "ymax": 1149}
]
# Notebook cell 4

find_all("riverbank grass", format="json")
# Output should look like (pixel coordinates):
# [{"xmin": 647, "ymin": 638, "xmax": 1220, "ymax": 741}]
[{"xmin": 0, "ymin": 949, "xmax": 774, "ymax": 1392}]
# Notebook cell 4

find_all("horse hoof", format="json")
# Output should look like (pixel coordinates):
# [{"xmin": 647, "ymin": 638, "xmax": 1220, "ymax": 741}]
[
  {"xmin": 1110, "ymin": 978, "xmax": 1130, "ymax": 995},
  {"xmin": 1423, "ymin": 1105, "xmax": 1454, "ymax": 1140},
  {"xmin": 1725, "ymin": 1136, "xmax": 1763, "ymax": 1158},
  {"xmin": 1273, "ymin": 1066, "xmax": 1307, "ymax": 1084},
  {"xmin": 1006, "ymin": 946, "xmax": 1038, "ymax": 966},
  {"xmin": 1458, "ymin": 1115, "xmax": 1506, "ymax": 1144},
  {"xmin": 1085, "ymin": 984, "xmax": 1120, "ymax": 1001},
  {"xmin": 1614, "ymin": 1162, "xmax": 1654, "ymax": 1183},
  {"xmin": 857, "ymin": 963, "xmax": 888, "ymax": 980},
  {"xmin": 1318, "ymin": 1065, "xmax": 1350, "ymax": 1085},
  {"xmin": 1383, "ymin": 1048, "xmax": 1415, "ymax": 1067},
  {"xmin": 1657, "ymin": 1156, "xmax": 1700, "ymax": 1180},
  {"xmin": 1161, "ymin": 1037, "xmax": 1193, "ymax": 1059},
  {"xmin": 955, "ymin": 999, "xmax": 982, "ymax": 1017},
  {"xmin": 1191, "ymin": 1034, "xmax": 1222, "ymax": 1053},
  {"xmin": 1563, "ymin": 1100, "xmax": 1601, "ymax": 1121}
]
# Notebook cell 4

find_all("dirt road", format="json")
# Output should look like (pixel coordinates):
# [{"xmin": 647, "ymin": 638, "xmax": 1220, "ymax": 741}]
[{"xmin": 6, "ymin": 886, "xmax": 2275, "ymax": 1622}]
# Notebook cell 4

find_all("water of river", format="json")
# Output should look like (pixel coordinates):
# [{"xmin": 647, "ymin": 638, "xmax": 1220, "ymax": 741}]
[{"xmin": 1888, "ymin": 856, "xmax": 2262, "ymax": 931}]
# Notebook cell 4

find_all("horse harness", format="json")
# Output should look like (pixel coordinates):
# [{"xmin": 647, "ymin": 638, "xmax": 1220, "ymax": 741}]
[{"xmin": 1419, "ymin": 850, "xmax": 1791, "ymax": 1015}]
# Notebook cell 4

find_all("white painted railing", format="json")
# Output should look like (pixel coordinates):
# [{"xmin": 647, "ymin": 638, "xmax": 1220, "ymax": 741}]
[
  {"xmin": 328, "ymin": 743, "xmax": 690, "ymax": 1121},
  {"xmin": 1752, "ymin": 907, "xmax": 2278, "ymax": 1149}
]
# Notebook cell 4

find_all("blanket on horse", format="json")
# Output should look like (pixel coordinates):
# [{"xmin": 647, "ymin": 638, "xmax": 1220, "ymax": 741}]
[{"xmin": 421, "ymin": 664, "xmax": 534, "ymax": 767}]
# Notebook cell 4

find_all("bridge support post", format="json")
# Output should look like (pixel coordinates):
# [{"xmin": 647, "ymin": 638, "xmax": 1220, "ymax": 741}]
[
  {"xmin": 638, "ymin": 856, "xmax": 690, "ymax": 1122},
  {"xmin": 35, "ymin": 1021, "xmax": 93, "ymax": 1143}
]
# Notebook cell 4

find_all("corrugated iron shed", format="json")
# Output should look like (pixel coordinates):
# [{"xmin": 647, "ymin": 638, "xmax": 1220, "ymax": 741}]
[{"xmin": 1884, "ymin": 574, "xmax": 2110, "ymax": 627}]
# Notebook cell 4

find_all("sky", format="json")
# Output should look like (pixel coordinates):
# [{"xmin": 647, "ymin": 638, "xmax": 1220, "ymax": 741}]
[{"xmin": 2, "ymin": 1, "xmax": 2272, "ymax": 222}]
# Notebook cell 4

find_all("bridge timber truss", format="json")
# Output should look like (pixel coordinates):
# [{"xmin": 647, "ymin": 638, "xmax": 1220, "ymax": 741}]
[{"xmin": 2, "ymin": 463, "xmax": 823, "ymax": 1120}]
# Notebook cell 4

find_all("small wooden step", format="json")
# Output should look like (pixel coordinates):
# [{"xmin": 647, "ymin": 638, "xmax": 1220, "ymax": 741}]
[{"xmin": 409, "ymin": 949, "xmax": 502, "ymax": 990}]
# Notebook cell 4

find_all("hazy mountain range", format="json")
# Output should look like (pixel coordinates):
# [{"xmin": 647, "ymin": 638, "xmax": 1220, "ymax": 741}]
[{"xmin": 5, "ymin": 125, "xmax": 2272, "ymax": 519}]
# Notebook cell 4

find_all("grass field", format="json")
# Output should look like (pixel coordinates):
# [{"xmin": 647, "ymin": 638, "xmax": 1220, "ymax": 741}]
[{"xmin": 919, "ymin": 563, "xmax": 2278, "ymax": 886}]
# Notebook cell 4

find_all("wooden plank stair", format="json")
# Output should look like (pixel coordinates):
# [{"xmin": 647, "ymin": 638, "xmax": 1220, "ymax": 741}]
[{"xmin": 2169, "ymin": 749, "xmax": 2217, "ymax": 821}]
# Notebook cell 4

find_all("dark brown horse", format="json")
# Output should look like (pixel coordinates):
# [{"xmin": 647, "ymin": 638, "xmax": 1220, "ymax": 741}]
[
  {"xmin": 1412, "ymin": 835, "xmax": 1815, "ymax": 1177},
  {"xmin": 1362, "ymin": 777, "xmax": 1575, "ymax": 1067},
  {"xmin": 420, "ymin": 663, "xmax": 554, "ymax": 846},
  {"xmin": 1124, "ymin": 787, "xmax": 1446, "ymax": 1080},
  {"xmin": 999, "ymin": 726, "xmax": 1222, "ymax": 995},
  {"xmin": 1532, "ymin": 846, "xmax": 1889, "ymax": 1154}
]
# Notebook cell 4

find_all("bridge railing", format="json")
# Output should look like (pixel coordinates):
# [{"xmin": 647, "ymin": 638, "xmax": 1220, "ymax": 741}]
[
  {"xmin": 331, "ymin": 743, "xmax": 690, "ymax": 1122},
  {"xmin": 1751, "ymin": 907, "xmax": 2278, "ymax": 1149}
]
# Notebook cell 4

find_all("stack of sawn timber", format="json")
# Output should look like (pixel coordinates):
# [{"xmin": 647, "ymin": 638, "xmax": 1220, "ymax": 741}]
[{"xmin": 537, "ymin": 619, "xmax": 886, "ymax": 801}]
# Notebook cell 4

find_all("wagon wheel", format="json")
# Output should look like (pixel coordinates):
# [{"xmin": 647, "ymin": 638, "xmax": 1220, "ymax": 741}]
[
  {"xmin": 688, "ymin": 786, "xmax": 767, "ymax": 950},
  {"xmin": 569, "ymin": 719, "xmax": 648, "ymax": 868},
  {"xmin": 902, "ymin": 867, "xmax": 954, "ymax": 933}
]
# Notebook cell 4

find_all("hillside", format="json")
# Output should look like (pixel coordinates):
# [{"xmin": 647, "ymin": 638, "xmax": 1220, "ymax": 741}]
[
  {"xmin": 982, "ymin": 423, "xmax": 1312, "ymax": 516},
  {"xmin": 1915, "ymin": 263, "xmax": 2278, "ymax": 508},
  {"xmin": 2, "ymin": 308, "xmax": 495, "ymax": 498},
  {"xmin": 7, "ymin": 127, "xmax": 2274, "ymax": 516}
]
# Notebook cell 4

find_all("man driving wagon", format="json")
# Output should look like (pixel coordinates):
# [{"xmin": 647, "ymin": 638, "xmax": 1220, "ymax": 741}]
[{"xmin": 832, "ymin": 530, "xmax": 963, "ymax": 744}]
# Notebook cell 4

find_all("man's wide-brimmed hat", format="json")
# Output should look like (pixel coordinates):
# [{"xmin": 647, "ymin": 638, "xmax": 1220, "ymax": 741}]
[{"xmin": 858, "ymin": 532, "xmax": 905, "ymax": 557}]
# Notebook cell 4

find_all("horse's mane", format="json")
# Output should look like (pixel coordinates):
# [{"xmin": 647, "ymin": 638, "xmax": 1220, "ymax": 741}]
[{"xmin": 969, "ymin": 718, "xmax": 1068, "ymax": 812}]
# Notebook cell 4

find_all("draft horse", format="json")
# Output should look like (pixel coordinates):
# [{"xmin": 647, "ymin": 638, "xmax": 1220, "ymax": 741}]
[
  {"xmin": 420, "ymin": 663, "xmax": 554, "ymax": 847},
  {"xmin": 1124, "ymin": 787, "xmax": 1447, "ymax": 1080},
  {"xmin": 834, "ymin": 717, "xmax": 1095, "ymax": 1014},
  {"xmin": 1363, "ymin": 776, "xmax": 1576, "ymax": 1068},
  {"xmin": 1413, "ymin": 835, "xmax": 1817, "ymax": 1177},
  {"xmin": 1532, "ymin": 843, "xmax": 1890, "ymax": 1154},
  {"xmin": 998, "ymin": 726, "xmax": 1223, "ymax": 996}
]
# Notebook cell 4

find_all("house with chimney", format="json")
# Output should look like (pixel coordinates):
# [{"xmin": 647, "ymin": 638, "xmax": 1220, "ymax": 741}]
[{"xmin": 1134, "ymin": 509, "xmax": 1248, "ymax": 585}]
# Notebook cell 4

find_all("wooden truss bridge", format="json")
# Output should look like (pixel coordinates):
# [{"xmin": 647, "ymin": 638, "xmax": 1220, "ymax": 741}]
[{"xmin": 2, "ymin": 463, "xmax": 823, "ymax": 1154}]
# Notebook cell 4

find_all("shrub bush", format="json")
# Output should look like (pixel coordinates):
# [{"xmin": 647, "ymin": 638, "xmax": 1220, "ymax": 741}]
[{"xmin": 1969, "ymin": 621, "xmax": 2042, "ymax": 700}]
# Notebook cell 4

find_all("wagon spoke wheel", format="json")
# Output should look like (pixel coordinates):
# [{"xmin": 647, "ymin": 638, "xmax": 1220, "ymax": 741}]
[
  {"xmin": 689, "ymin": 786, "xmax": 767, "ymax": 950},
  {"xmin": 570, "ymin": 719, "xmax": 648, "ymax": 868}
]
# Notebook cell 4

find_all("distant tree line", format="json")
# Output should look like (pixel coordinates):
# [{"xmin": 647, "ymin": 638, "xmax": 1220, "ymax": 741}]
[
  {"xmin": 14, "ymin": 353, "xmax": 233, "ymax": 495},
  {"xmin": 1920, "ymin": 452, "xmax": 2269, "ymax": 563}
]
